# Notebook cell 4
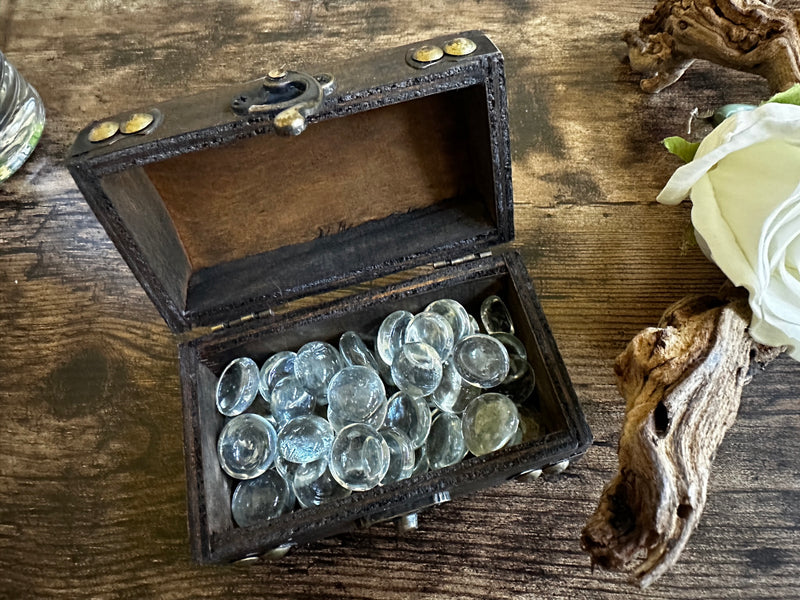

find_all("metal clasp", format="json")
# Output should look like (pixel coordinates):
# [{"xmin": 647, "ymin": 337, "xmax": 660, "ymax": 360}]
[{"xmin": 231, "ymin": 70, "xmax": 335, "ymax": 136}]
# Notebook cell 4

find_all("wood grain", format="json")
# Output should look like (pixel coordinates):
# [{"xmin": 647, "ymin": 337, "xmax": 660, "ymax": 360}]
[{"xmin": 1, "ymin": 1, "xmax": 798, "ymax": 598}]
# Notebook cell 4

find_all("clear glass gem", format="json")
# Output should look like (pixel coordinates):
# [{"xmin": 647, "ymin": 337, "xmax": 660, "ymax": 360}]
[
  {"xmin": 405, "ymin": 312, "xmax": 454, "ymax": 360},
  {"xmin": 231, "ymin": 469, "xmax": 292, "ymax": 527},
  {"xmin": 216, "ymin": 357, "xmax": 260, "ymax": 416},
  {"xmin": 428, "ymin": 360, "xmax": 481, "ymax": 414},
  {"xmin": 383, "ymin": 391, "xmax": 431, "ymax": 449},
  {"xmin": 258, "ymin": 351, "xmax": 296, "ymax": 403},
  {"xmin": 491, "ymin": 332, "xmax": 528, "ymax": 361},
  {"xmin": 391, "ymin": 342, "xmax": 443, "ymax": 398},
  {"xmin": 375, "ymin": 351, "xmax": 397, "ymax": 389},
  {"xmin": 329, "ymin": 423, "xmax": 390, "ymax": 492},
  {"xmin": 277, "ymin": 414, "xmax": 334, "ymax": 464},
  {"xmin": 453, "ymin": 334, "xmax": 510, "ymax": 388},
  {"xmin": 461, "ymin": 393, "xmax": 519, "ymax": 456},
  {"xmin": 327, "ymin": 365, "xmax": 387, "ymax": 423},
  {"xmin": 380, "ymin": 427, "xmax": 415, "ymax": 484},
  {"xmin": 294, "ymin": 341, "xmax": 344, "ymax": 395},
  {"xmin": 339, "ymin": 331, "xmax": 380, "ymax": 371},
  {"xmin": 411, "ymin": 444, "xmax": 430, "ymax": 477},
  {"xmin": 425, "ymin": 298, "xmax": 471, "ymax": 341},
  {"xmin": 274, "ymin": 453, "xmax": 301, "ymax": 482},
  {"xmin": 376, "ymin": 310, "xmax": 413, "ymax": 366},
  {"xmin": 480, "ymin": 294, "xmax": 515, "ymax": 334},
  {"xmin": 217, "ymin": 414, "xmax": 277, "ymax": 480},
  {"xmin": 293, "ymin": 465, "xmax": 351, "ymax": 508},
  {"xmin": 518, "ymin": 404, "xmax": 545, "ymax": 443},
  {"xmin": 494, "ymin": 355, "xmax": 536, "ymax": 404},
  {"xmin": 327, "ymin": 400, "xmax": 388, "ymax": 432},
  {"xmin": 467, "ymin": 314, "xmax": 481, "ymax": 336},
  {"xmin": 271, "ymin": 376, "xmax": 316, "ymax": 427},
  {"xmin": 427, "ymin": 412, "xmax": 467, "ymax": 469},
  {"xmin": 508, "ymin": 424, "xmax": 523, "ymax": 447}
]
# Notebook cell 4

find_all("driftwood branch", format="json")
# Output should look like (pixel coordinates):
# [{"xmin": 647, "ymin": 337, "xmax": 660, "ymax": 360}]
[
  {"xmin": 581, "ymin": 290, "xmax": 781, "ymax": 587},
  {"xmin": 625, "ymin": 0, "xmax": 800, "ymax": 93}
]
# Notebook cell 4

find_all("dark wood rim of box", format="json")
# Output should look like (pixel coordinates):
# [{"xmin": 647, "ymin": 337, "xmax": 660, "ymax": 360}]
[
  {"xmin": 66, "ymin": 31, "xmax": 514, "ymax": 335},
  {"xmin": 180, "ymin": 252, "xmax": 592, "ymax": 563}
]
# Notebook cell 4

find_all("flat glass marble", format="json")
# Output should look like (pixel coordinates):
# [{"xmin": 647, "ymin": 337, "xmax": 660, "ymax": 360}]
[
  {"xmin": 274, "ymin": 453, "xmax": 302, "ymax": 482},
  {"xmin": 495, "ymin": 355, "xmax": 536, "ymax": 404},
  {"xmin": 376, "ymin": 310, "xmax": 413, "ymax": 366},
  {"xmin": 462, "ymin": 393, "xmax": 519, "ymax": 456},
  {"xmin": 405, "ymin": 312, "xmax": 454, "ymax": 361},
  {"xmin": 380, "ymin": 427, "xmax": 415, "ymax": 484},
  {"xmin": 411, "ymin": 445, "xmax": 430, "ymax": 477},
  {"xmin": 294, "ymin": 341, "xmax": 344, "ymax": 395},
  {"xmin": 427, "ymin": 412, "xmax": 467, "ymax": 469},
  {"xmin": 339, "ymin": 331, "xmax": 380, "ymax": 371},
  {"xmin": 329, "ymin": 423, "xmax": 390, "ymax": 492},
  {"xmin": 258, "ymin": 351, "xmax": 296, "ymax": 403},
  {"xmin": 293, "ymin": 465, "xmax": 351, "ymax": 508},
  {"xmin": 468, "ymin": 314, "xmax": 481, "ymax": 336},
  {"xmin": 425, "ymin": 298, "xmax": 472, "ymax": 341},
  {"xmin": 217, "ymin": 414, "xmax": 277, "ymax": 480},
  {"xmin": 517, "ymin": 404, "xmax": 545, "ymax": 443},
  {"xmin": 327, "ymin": 365, "xmax": 386, "ymax": 423},
  {"xmin": 277, "ymin": 415, "xmax": 334, "ymax": 464},
  {"xmin": 231, "ymin": 469, "xmax": 292, "ymax": 527},
  {"xmin": 508, "ymin": 424, "xmax": 523, "ymax": 447},
  {"xmin": 428, "ymin": 360, "xmax": 481, "ymax": 414},
  {"xmin": 271, "ymin": 376, "xmax": 316, "ymax": 427},
  {"xmin": 480, "ymin": 294, "xmax": 515, "ymax": 334},
  {"xmin": 453, "ymin": 334, "xmax": 510, "ymax": 388},
  {"xmin": 327, "ymin": 400, "xmax": 387, "ymax": 433},
  {"xmin": 383, "ymin": 391, "xmax": 431, "ymax": 449},
  {"xmin": 216, "ymin": 357, "xmax": 260, "ymax": 416},
  {"xmin": 390, "ymin": 342, "xmax": 443, "ymax": 398},
  {"xmin": 491, "ymin": 332, "xmax": 527, "ymax": 361}
]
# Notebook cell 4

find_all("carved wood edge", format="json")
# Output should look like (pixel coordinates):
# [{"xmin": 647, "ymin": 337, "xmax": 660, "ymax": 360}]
[
  {"xmin": 580, "ymin": 289, "xmax": 782, "ymax": 587},
  {"xmin": 625, "ymin": 0, "xmax": 800, "ymax": 93}
]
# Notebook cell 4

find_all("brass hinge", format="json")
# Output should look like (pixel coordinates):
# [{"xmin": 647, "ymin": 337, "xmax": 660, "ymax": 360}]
[
  {"xmin": 432, "ymin": 251, "xmax": 491, "ymax": 269},
  {"xmin": 210, "ymin": 312, "xmax": 258, "ymax": 333}
]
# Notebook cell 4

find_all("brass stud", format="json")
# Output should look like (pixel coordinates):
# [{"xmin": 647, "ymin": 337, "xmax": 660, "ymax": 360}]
[
  {"xmin": 267, "ymin": 67, "xmax": 287, "ymax": 80},
  {"xmin": 396, "ymin": 513, "xmax": 419, "ymax": 533},
  {"xmin": 443, "ymin": 37, "xmax": 477, "ymax": 57},
  {"xmin": 515, "ymin": 468, "xmax": 542, "ymax": 483},
  {"xmin": 119, "ymin": 112, "xmax": 155, "ymax": 134},
  {"xmin": 87, "ymin": 120, "xmax": 119, "ymax": 143},
  {"xmin": 273, "ymin": 107, "xmax": 306, "ymax": 136},
  {"xmin": 411, "ymin": 45, "xmax": 444, "ymax": 63},
  {"xmin": 261, "ymin": 544, "xmax": 293, "ymax": 561},
  {"xmin": 543, "ymin": 459, "xmax": 570, "ymax": 476}
]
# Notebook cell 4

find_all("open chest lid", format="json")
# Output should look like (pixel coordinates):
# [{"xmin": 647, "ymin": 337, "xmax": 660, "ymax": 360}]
[{"xmin": 67, "ymin": 31, "xmax": 514, "ymax": 334}]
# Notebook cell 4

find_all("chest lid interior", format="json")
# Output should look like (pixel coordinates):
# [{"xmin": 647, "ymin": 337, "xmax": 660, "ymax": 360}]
[{"xmin": 67, "ymin": 31, "xmax": 514, "ymax": 333}]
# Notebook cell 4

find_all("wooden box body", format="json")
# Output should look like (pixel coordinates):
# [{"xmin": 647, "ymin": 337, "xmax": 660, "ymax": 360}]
[{"xmin": 67, "ymin": 31, "xmax": 592, "ymax": 564}]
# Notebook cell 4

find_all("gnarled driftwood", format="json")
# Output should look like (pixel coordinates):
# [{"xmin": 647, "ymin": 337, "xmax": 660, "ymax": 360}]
[
  {"xmin": 581, "ymin": 290, "xmax": 781, "ymax": 587},
  {"xmin": 625, "ymin": 0, "xmax": 800, "ymax": 93}
]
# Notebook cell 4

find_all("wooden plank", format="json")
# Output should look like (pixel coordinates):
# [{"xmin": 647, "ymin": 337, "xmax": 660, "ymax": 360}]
[{"xmin": 1, "ymin": 0, "xmax": 798, "ymax": 598}]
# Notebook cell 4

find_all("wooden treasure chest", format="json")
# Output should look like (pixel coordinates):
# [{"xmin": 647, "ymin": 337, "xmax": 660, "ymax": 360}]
[{"xmin": 66, "ymin": 31, "xmax": 592, "ymax": 564}]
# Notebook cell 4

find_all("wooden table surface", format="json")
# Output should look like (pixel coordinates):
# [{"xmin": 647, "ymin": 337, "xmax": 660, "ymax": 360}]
[{"xmin": 2, "ymin": 1, "xmax": 798, "ymax": 598}]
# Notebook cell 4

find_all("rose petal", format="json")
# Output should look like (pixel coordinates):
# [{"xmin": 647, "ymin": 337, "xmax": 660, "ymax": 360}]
[
  {"xmin": 689, "ymin": 176, "xmax": 755, "ymax": 289},
  {"xmin": 657, "ymin": 102, "xmax": 800, "ymax": 359},
  {"xmin": 657, "ymin": 103, "xmax": 800, "ymax": 205}
]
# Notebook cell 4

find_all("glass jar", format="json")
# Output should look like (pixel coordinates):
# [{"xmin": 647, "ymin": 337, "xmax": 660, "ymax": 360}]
[{"xmin": 0, "ymin": 51, "xmax": 45, "ymax": 183}]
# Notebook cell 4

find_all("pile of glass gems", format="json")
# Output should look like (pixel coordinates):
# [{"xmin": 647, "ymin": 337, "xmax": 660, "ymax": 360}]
[{"xmin": 214, "ymin": 295, "xmax": 540, "ymax": 528}]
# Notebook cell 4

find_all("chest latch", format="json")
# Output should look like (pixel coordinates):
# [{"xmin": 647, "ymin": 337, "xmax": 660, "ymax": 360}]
[{"xmin": 231, "ymin": 70, "xmax": 335, "ymax": 136}]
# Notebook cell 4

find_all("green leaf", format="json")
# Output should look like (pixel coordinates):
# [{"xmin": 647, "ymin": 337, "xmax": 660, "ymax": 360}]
[
  {"xmin": 663, "ymin": 136, "xmax": 700, "ymax": 162},
  {"xmin": 766, "ymin": 83, "xmax": 800, "ymax": 106}
]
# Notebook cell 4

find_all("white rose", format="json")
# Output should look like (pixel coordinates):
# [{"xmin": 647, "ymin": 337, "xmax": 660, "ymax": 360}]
[{"xmin": 657, "ymin": 102, "xmax": 800, "ymax": 359}]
